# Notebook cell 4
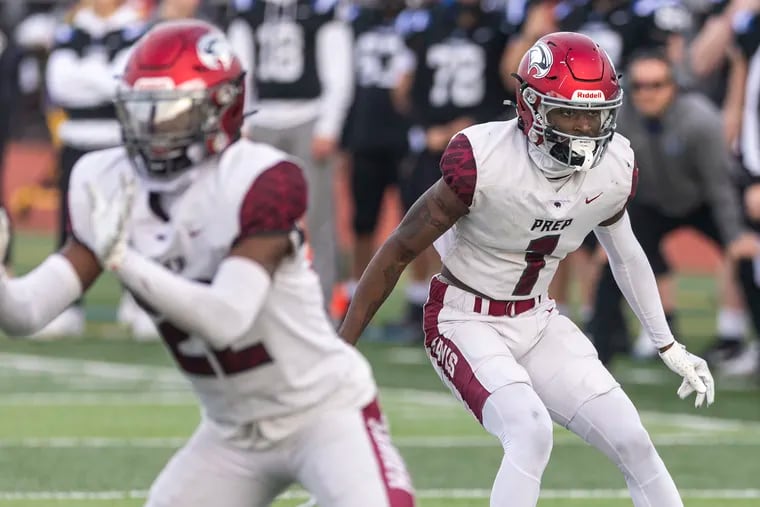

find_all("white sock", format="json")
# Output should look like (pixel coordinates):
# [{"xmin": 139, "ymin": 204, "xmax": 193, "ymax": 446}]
[{"xmin": 716, "ymin": 308, "xmax": 747, "ymax": 339}]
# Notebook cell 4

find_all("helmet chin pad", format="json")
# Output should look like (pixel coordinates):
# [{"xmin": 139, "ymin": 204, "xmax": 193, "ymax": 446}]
[
  {"xmin": 549, "ymin": 142, "xmax": 588, "ymax": 167},
  {"xmin": 545, "ymin": 128, "xmax": 598, "ymax": 171}
]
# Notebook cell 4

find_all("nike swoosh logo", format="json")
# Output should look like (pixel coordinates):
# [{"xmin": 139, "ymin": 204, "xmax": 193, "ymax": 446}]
[{"xmin": 585, "ymin": 193, "xmax": 603, "ymax": 204}]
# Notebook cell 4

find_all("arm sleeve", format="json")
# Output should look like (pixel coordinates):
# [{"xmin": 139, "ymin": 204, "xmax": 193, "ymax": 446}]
[
  {"xmin": 117, "ymin": 253, "xmax": 270, "ymax": 350},
  {"xmin": 115, "ymin": 162, "xmax": 307, "ymax": 350},
  {"xmin": 0, "ymin": 254, "xmax": 83, "ymax": 336},
  {"xmin": 594, "ymin": 212, "xmax": 675, "ymax": 349},
  {"xmin": 315, "ymin": 20, "xmax": 354, "ymax": 139},
  {"xmin": 440, "ymin": 133, "xmax": 477, "ymax": 207}
]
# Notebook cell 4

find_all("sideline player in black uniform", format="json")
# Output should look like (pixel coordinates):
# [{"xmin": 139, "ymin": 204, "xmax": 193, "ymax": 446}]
[
  {"xmin": 391, "ymin": 0, "xmax": 512, "ymax": 340},
  {"xmin": 341, "ymin": 0, "xmax": 410, "ymax": 314},
  {"xmin": 227, "ymin": 0, "xmax": 354, "ymax": 306}
]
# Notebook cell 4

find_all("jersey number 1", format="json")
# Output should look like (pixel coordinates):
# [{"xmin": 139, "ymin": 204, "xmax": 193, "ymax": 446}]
[{"xmin": 513, "ymin": 235, "xmax": 560, "ymax": 296}]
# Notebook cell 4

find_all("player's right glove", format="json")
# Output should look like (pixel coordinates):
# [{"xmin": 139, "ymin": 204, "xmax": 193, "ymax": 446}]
[
  {"xmin": 659, "ymin": 342, "xmax": 715, "ymax": 408},
  {"xmin": 88, "ymin": 176, "xmax": 135, "ymax": 271}
]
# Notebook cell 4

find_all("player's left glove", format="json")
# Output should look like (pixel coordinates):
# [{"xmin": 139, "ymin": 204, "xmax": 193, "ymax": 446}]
[
  {"xmin": 659, "ymin": 341, "xmax": 715, "ymax": 408},
  {"xmin": 88, "ymin": 176, "xmax": 135, "ymax": 271}
]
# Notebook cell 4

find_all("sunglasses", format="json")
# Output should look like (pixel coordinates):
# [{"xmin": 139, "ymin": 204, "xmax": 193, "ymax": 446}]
[{"xmin": 630, "ymin": 79, "xmax": 672, "ymax": 92}]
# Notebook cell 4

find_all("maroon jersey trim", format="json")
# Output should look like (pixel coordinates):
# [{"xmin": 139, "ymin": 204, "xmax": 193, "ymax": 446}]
[
  {"xmin": 236, "ymin": 161, "xmax": 307, "ymax": 242},
  {"xmin": 440, "ymin": 133, "xmax": 477, "ymax": 207}
]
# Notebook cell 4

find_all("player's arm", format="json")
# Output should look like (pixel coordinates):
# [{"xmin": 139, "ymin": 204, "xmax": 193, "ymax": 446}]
[
  {"xmin": 339, "ymin": 134, "xmax": 474, "ymax": 345},
  {"xmin": 0, "ymin": 220, "xmax": 100, "ymax": 336},
  {"xmin": 98, "ymin": 163, "xmax": 305, "ymax": 350},
  {"xmin": 314, "ymin": 14, "xmax": 354, "ymax": 142},
  {"xmin": 594, "ymin": 208, "xmax": 675, "ymax": 352},
  {"xmin": 594, "ymin": 165, "xmax": 714, "ymax": 407},
  {"xmin": 226, "ymin": 11, "xmax": 257, "ymax": 136}
]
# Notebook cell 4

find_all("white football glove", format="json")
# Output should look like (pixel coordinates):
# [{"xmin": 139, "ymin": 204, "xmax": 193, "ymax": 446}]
[
  {"xmin": 659, "ymin": 342, "xmax": 715, "ymax": 408},
  {"xmin": 88, "ymin": 176, "xmax": 135, "ymax": 271}
]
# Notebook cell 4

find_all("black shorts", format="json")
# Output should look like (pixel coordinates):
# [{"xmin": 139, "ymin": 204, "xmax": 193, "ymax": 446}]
[
  {"xmin": 350, "ymin": 148, "xmax": 405, "ymax": 235},
  {"xmin": 400, "ymin": 149, "xmax": 442, "ymax": 212},
  {"xmin": 628, "ymin": 202, "xmax": 723, "ymax": 276}
]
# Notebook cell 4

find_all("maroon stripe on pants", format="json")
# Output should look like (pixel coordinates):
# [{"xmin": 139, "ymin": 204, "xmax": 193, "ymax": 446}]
[
  {"xmin": 361, "ymin": 400, "xmax": 416, "ymax": 506},
  {"xmin": 423, "ymin": 278, "xmax": 491, "ymax": 424}
]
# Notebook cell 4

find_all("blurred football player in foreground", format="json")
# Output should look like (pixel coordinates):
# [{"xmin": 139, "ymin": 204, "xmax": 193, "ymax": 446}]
[{"xmin": 0, "ymin": 20, "xmax": 414, "ymax": 507}]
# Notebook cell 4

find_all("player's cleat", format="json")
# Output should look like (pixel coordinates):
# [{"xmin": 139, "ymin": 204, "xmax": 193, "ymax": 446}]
[
  {"xmin": 717, "ymin": 341, "xmax": 759, "ymax": 378},
  {"xmin": 118, "ymin": 292, "xmax": 159, "ymax": 341},
  {"xmin": 329, "ymin": 282, "xmax": 351, "ymax": 326},
  {"xmin": 703, "ymin": 337, "xmax": 745, "ymax": 366}
]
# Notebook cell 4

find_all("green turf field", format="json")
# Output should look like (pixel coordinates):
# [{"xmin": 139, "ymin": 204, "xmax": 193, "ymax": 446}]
[{"xmin": 1, "ymin": 231, "xmax": 759, "ymax": 506}]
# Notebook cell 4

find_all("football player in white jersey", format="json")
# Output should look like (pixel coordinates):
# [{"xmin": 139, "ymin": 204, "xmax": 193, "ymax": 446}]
[
  {"xmin": 341, "ymin": 32, "xmax": 714, "ymax": 507},
  {"xmin": 0, "ymin": 20, "xmax": 414, "ymax": 507}
]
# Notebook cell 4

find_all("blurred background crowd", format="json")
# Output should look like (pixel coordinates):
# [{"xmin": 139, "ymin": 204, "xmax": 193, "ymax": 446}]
[{"xmin": 1, "ymin": 0, "xmax": 760, "ymax": 381}]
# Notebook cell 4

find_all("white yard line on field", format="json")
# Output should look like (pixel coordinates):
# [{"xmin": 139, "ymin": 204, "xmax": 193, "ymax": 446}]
[
  {"xmin": 0, "ymin": 392, "xmax": 194, "ymax": 405},
  {"xmin": 2, "ymin": 433, "xmax": 760, "ymax": 449},
  {"xmin": 2, "ymin": 353, "xmax": 760, "ymax": 433},
  {"xmin": 1, "ymin": 489, "xmax": 759, "ymax": 501},
  {"xmin": 0, "ymin": 353, "xmax": 184, "ymax": 387}
]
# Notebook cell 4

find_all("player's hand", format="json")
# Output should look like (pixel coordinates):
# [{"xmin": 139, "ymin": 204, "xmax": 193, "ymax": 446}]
[
  {"xmin": 311, "ymin": 136, "xmax": 337, "ymax": 162},
  {"xmin": 88, "ymin": 176, "xmax": 135, "ymax": 271},
  {"xmin": 659, "ymin": 342, "xmax": 715, "ymax": 408},
  {"xmin": 727, "ymin": 232, "xmax": 760, "ymax": 259},
  {"xmin": 426, "ymin": 126, "xmax": 450, "ymax": 152},
  {"xmin": 744, "ymin": 183, "xmax": 760, "ymax": 221},
  {"xmin": 0, "ymin": 208, "xmax": 10, "ymax": 269}
]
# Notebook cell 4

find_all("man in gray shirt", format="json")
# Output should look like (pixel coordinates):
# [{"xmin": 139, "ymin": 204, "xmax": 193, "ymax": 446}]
[{"xmin": 588, "ymin": 49, "xmax": 760, "ymax": 366}]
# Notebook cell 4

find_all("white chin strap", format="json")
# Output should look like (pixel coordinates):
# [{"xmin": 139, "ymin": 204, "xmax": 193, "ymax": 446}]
[
  {"xmin": 527, "ymin": 138, "xmax": 597, "ymax": 178},
  {"xmin": 571, "ymin": 139, "xmax": 596, "ymax": 171}
]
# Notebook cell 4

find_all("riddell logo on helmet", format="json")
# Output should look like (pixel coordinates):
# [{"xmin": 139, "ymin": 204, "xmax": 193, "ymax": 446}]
[{"xmin": 572, "ymin": 90, "xmax": 605, "ymax": 102}]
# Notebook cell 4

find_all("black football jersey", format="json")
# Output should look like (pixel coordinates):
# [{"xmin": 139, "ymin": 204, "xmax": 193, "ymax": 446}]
[
  {"xmin": 398, "ymin": 4, "xmax": 510, "ymax": 127},
  {"xmin": 346, "ymin": 6, "xmax": 410, "ymax": 151},
  {"xmin": 229, "ymin": 0, "xmax": 340, "ymax": 100}
]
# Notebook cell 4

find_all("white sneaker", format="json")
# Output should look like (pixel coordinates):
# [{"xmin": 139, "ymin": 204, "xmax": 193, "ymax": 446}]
[
  {"xmin": 719, "ymin": 341, "xmax": 759, "ymax": 377},
  {"xmin": 118, "ymin": 292, "xmax": 160, "ymax": 342},
  {"xmin": 631, "ymin": 329, "xmax": 658, "ymax": 360},
  {"xmin": 29, "ymin": 306, "xmax": 85, "ymax": 340}
]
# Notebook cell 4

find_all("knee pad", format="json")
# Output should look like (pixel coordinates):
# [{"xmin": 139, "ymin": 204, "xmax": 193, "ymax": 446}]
[{"xmin": 482, "ymin": 383, "xmax": 553, "ymax": 474}]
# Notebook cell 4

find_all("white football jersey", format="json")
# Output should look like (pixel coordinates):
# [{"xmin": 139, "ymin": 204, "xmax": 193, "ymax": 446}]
[
  {"xmin": 438, "ymin": 119, "xmax": 637, "ymax": 300},
  {"xmin": 68, "ymin": 139, "xmax": 376, "ymax": 434}
]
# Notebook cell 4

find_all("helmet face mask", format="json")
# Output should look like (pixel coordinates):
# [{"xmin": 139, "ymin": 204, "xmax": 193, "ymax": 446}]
[
  {"xmin": 115, "ymin": 78, "xmax": 243, "ymax": 183},
  {"xmin": 514, "ymin": 33, "xmax": 623, "ymax": 177},
  {"xmin": 116, "ymin": 20, "xmax": 245, "ymax": 189}
]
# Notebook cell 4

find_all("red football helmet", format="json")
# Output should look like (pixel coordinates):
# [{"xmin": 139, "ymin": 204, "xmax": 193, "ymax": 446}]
[
  {"xmin": 514, "ymin": 32, "xmax": 622, "ymax": 177},
  {"xmin": 115, "ymin": 20, "xmax": 245, "ymax": 187}
]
